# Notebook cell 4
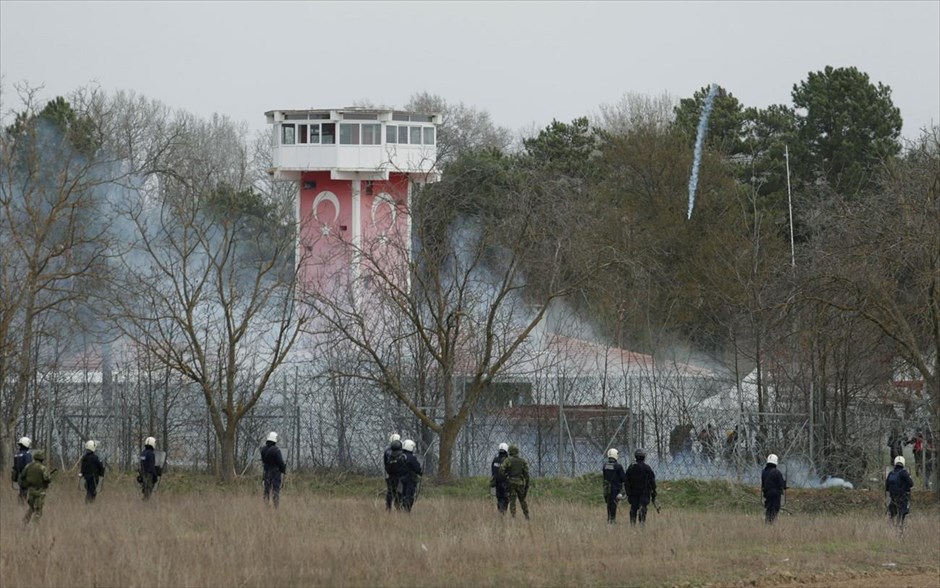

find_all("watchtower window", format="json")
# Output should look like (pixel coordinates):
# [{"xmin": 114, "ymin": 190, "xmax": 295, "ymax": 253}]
[
  {"xmin": 340, "ymin": 123, "xmax": 360, "ymax": 145},
  {"xmin": 281, "ymin": 124, "xmax": 296, "ymax": 145},
  {"xmin": 423, "ymin": 127, "xmax": 435, "ymax": 145},
  {"xmin": 409, "ymin": 126, "xmax": 422, "ymax": 145},
  {"xmin": 298, "ymin": 124, "xmax": 308, "ymax": 144},
  {"xmin": 321, "ymin": 123, "xmax": 336, "ymax": 144},
  {"xmin": 362, "ymin": 124, "xmax": 381, "ymax": 145},
  {"xmin": 386, "ymin": 125, "xmax": 398, "ymax": 144},
  {"xmin": 309, "ymin": 124, "xmax": 321, "ymax": 144}
]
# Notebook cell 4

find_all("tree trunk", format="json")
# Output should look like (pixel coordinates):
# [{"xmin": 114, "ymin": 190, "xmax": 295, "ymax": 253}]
[
  {"xmin": 436, "ymin": 420, "xmax": 461, "ymax": 481},
  {"xmin": 0, "ymin": 419, "xmax": 12, "ymax": 473},
  {"xmin": 220, "ymin": 427, "xmax": 237, "ymax": 483}
]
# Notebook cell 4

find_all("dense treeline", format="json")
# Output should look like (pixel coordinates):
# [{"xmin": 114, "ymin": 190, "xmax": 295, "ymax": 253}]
[{"xmin": 419, "ymin": 66, "xmax": 937, "ymax": 480}]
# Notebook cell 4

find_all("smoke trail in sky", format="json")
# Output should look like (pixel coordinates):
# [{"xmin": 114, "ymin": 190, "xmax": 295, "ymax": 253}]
[{"xmin": 687, "ymin": 83, "xmax": 719, "ymax": 220}]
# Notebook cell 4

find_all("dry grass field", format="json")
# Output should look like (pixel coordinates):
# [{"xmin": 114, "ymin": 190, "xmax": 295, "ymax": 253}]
[{"xmin": 1, "ymin": 476, "xmax": 938, "ymax": 588}]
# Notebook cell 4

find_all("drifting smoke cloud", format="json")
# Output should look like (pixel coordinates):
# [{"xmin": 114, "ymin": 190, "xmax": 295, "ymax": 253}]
[{"xmin": 687, "ymin": 83, "xmax": 719, "ymax": 220}]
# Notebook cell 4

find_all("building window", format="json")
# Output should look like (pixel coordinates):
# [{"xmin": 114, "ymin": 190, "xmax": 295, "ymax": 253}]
[
  {"xmin": 343, "ymin": 112, "xmax": 378, "ymax": 120},
  {"xmin": 281, "ymin": 124, "xmax": 296, "ymax": 145},
  {"xmin": 309, "ymin": 124, "xmax": 320, "ymax": 144},
  {"xmin": 321, "ymin": 123, "xmax": 336, "ymax": 144},
  {"xmin": 398, "ymin": 125, "xmax": 408, "ymax": 144},
  {"xmin": 423, "ymin": 127, "xmax": 435, "ymax": 145},
  {"xmin": 340, "ymin": 123, "xmax": 360, "ymax": 145},
  {"xmin": 410, "ymin": 126, "xmax": 422, "ymax": 145},
  {"xmin": 299, "ymin": 124, "xmax": 308, "ymax": 144},
  {"xmin": 362, "ymin": 124, "xmax": 381, "ymax": 145},
  {"xmin": 386, "ymin": 125, "xmax": 397, "ymax": 144}
]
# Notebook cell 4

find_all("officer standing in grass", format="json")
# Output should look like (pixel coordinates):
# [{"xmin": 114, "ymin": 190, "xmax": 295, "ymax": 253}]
[
  {"xmin": 603, "ymin": 448, "xmax": 627, "ymax": 524},
  {"xmin": 885, "ymin": 455, "xmax": 914, "ymax": 527},
  {"xmin": 80, "ymin": 440, "xmax": 105, "ymax": 504},
  {"xmin": 489, "ymin": 442, "xmax": 510, "ymax": 515},
  {"xmin": 400, "ymin": 439, "xmax": 423, "ymax": 512},
  {"xmin": 499, "ymin": 444, "xmax": 530, "ymax": 520},
  {"xmin": 625, "ymin": 448, "xmax": 656, "ymax": 525},
  {"xmin": 384, "ymin": 438, "xmax": 407, "ymax": 511},
  {"xmin": 12, "ymin": 436, "xmax": 32, "ymax": 506},
  {"xmin": 761, "ymin": 453, "xmax": 786, "ymax": 524},
  {"xmin": 19, "ymin": 449, "xmax": 53, "ymax": 524},
  {"xmin": 138, "ymin": 436, "xmax": 160, "ymax": 501},
  {"xmin": 384, "ymin": 433, "xmax": 402, "ymax": 511},
  {"xmin": 261, "ymin": 431, "xmax": 286, "ymax": 508}
]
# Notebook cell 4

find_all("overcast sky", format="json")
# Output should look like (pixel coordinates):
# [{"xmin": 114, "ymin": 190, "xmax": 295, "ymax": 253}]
[{"xmin": 1, "ymin": 1, "xmax": 938, "ymax": 141}]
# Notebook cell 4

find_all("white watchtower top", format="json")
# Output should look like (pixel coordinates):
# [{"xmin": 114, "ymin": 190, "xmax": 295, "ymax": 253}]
[{"xmin": 266, "ymin": 107, "xmax": 441, "ymax": 181}]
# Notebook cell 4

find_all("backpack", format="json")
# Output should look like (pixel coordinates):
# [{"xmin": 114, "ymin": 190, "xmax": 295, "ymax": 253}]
[
  {"xmin": 887, "ymin": 470, "xmax": 902, "ymax": 494},
  {"xmin": 386, "ymin": 449, "xmax": 407, "ymax": 476}
]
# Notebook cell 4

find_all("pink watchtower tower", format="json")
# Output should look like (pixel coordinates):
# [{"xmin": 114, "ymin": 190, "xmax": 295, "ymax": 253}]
[{"xmin": 266, "ymin": 107, "xmax": 441, "ymax": 294}]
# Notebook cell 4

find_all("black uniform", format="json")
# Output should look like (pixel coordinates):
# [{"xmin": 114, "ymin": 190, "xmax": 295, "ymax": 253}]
[
  {"xmin": 12, "ymin": 445, "xmax": 32, "ymax": 504},
  {"xmin": 490, "ymin": 450, "xmax": 509, "ymax": 514},
  {"xmin": 139, "ymin": 446, "xmax": 159, "ymax": 500},
  {"xmin": 602, "ymin": 457, "xmax": 627, "ymax": 523},
  {"xmin": 261, "ymin": 441, "xmax": 286, "ymax": 508},
  {"xmin": 384, "ymin": 443, "xmax": 407, "ymax": 511},
  {"xmin": 885, "ymin": 464, "xmax": 914, "ymax": 525},
  {"xmin": 80, "ymin": 450, "xmax": 105, "ymax": 503},
  {"xmin": 625, "ymin": 460, "xmax": 656, "ymax": 525},
  {"xmin": 761, "ymin": 463, "xmax": 786, "ymax": 524},
  {"xmin": 401, "ymin": 450, "xmax": 423, "ymax": 512}
]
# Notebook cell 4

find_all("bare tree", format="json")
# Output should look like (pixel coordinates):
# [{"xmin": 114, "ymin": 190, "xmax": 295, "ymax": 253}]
[
  {"xmin": 803, "ymin": 128, "xmax": 940, "ymax": 487},
  {"xmin": 104, "ymin": 115, "xmax": 310, "ymax": 482},
  {"xmin": 405, "ymin": 92, "xmax": 513, "ymax": 165},
  {"xmin": 0, "ymin": 85, "xmax": 132, "ymax": 469},
  {"xmin": 592, "ymin": 91, "xmax": 677, "ymax": 137},
  {"xmin": 303, "ymin": 153, "xmax": 608, "ymax": 479}
]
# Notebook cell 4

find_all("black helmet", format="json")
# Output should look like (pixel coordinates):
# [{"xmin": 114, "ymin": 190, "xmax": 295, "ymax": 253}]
[
  {"xmin": 390, "ymin": 440, "xmax": 402, "ymax": 451},
  {"xmin": 634, "ymin": 448, "xmax": 646, "ymax": 460}
]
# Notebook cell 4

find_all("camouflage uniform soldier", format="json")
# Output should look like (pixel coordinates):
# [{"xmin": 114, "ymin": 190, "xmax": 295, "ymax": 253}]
[
  {"xmin": 499, "ymin": 444, "xmax": 530, "ymax": 520},
  {"xmin": 19, "ymin": 449, "xmax": 52, "ymax": 524}
]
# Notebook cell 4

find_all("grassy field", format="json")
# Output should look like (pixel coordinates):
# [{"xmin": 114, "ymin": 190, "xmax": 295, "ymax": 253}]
[{"xmin": 1, "ymin": 473, "xmax": 938, "ymax": 588}]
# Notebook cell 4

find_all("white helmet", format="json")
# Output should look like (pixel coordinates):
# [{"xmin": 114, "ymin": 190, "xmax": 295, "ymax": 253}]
[
  {"xmin": 266, "ymin": 431, "xmax": 278, "ymax": 443},
  {"xmin": 18, "ymin": 437, "xmax": 31, "ymax": 449},
  {"xmin": 144, "ymin": 436, "xmax": 156, "ymax": 448},
  {"xmin": 766, "ymin": 454, "xmax": 778, "ymax": 465},
  {"xmin": 402, "ymin": 439, "xmax": 416, "ymax": 452},
  {"xmin": 498, "ymin": 443, "xmax": 509, "ymax": 452},
  {"xmin": 85, "ymin": 440, "xmax": 97, "ymax": 452},
  {"xmin": 389, "ymin": 433, "xmax": 401, "ymax": 443},
  {"xmin": 607, "ymin": 448, "xmax": 619, "ymax": 460},
  {"xmin": 894, "ymin": 455, "xmax": 905, "ymax": 467}
]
